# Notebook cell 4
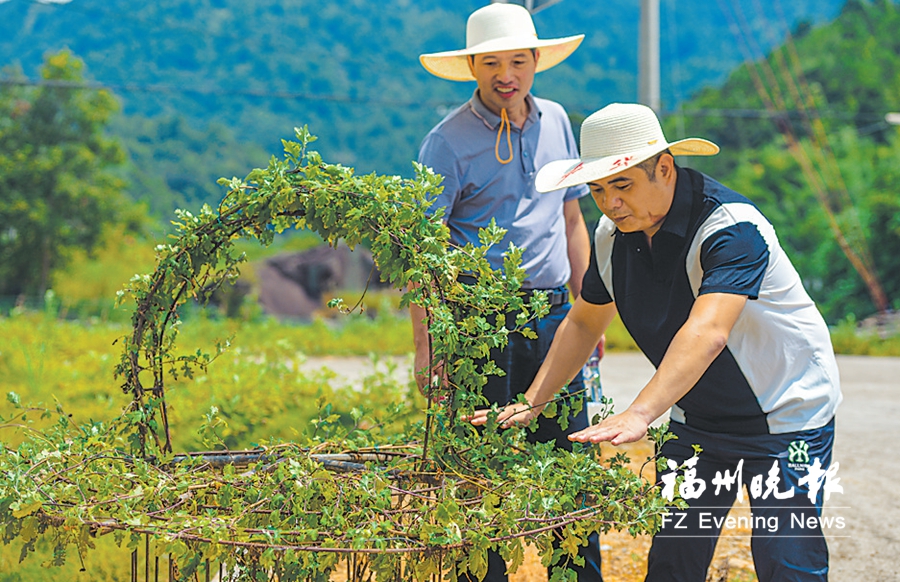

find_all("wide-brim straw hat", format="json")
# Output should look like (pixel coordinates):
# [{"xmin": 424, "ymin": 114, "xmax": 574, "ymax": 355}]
[
  {"xmin": 536, "ymin": 103, "xmax": 720, "ymax": 192},
  {"xmin": 420, "ymin": 3, "xmax": 584, "ymax": 82}
]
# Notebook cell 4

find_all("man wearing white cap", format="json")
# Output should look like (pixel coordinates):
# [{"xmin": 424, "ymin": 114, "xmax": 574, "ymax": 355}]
[
  {"xmin": 470, "ymin": 103, "xmax": 842, "ymax": 581},
  {"xmin": 415, "ymin": 3, "xmax": 603, "ymax": 581}
]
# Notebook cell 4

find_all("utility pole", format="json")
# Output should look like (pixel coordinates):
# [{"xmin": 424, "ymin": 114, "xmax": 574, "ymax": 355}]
[
  {"xmin": 638, "ymin": 0, "xmax": 661, "ymax": 114},
  {"xmin": 490, "ymin": 0, "xmax": 564, "ymax": 14},
  {"xmin": 493, "ymin": 0, "xmax": 660, "ymax": 111}
]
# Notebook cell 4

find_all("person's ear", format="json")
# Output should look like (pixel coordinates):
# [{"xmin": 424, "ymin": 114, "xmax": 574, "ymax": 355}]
[
  {"xmin": 658, "ymin": 153, "xmax": 676, "ymax": 183},
  {"xmin": 467, "ymin": 55, "xmax": 476, "ymax": 77},
  {"xmin": 534, "ymin": 48, "xmax": 541, "ymax": 66}
]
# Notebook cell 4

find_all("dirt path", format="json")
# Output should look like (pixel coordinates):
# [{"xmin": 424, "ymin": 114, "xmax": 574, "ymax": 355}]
[{"xmin": 304, "ymin": 353, "xmax": 900, "ymax": 581}]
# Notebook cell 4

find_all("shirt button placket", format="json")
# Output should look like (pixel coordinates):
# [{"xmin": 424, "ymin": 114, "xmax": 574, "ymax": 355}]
[{"xmin": 521, "ymin": 133, "xmax": 534, "ymax": 175}]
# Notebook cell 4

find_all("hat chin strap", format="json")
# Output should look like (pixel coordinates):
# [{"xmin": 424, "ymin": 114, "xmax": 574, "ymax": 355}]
[{"xmin": 495, "ymin": 108, "xmax": 513, "ymax": 164}]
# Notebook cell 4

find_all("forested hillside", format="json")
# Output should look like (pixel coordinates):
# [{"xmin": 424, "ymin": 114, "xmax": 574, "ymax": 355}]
[
  {"xmin": 0, "ymin": 0, "xmax": 844, "ymax": 215},
  {"xmin": 3, "ymin": 0, "xmax": 898, "ymax": 322},
  {"xmin": 671, "ymin": 0, "xmax": 900, "ymax": 322}
]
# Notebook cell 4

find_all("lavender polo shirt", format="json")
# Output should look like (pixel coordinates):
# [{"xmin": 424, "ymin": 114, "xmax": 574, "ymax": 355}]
[{"xmin": 417, "ymin": 91, "xmax": 588, "ymax": 290}]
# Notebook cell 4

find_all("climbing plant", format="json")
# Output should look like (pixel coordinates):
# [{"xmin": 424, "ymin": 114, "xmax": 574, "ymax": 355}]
[{"xmin": 0, "ymin": 128, "xmax": 678, "ymax": 581}]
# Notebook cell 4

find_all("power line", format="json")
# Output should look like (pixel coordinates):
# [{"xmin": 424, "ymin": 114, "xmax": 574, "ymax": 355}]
[
  {"xmin": 2, "ymin": 77, "xmax": 892, "ymax": 123},
  {"xmin": 0, "ymin": 77, "xmax": 460, "ymax": 110}
]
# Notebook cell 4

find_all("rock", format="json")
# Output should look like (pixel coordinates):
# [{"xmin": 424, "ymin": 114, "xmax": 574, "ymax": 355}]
[{"xmin": 254, "ymin": 243, "xmax": 390, "ymax": 320}]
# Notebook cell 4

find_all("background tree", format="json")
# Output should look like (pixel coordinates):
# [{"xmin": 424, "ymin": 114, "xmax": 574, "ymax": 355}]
[
  {"xmin": 671, "ymin": 0, "xmax": 900, "ymax": 322},
  {"xmin": 111, "ymin": 114, "xmax": 270, "ymax": 219},
  {"xmin": 0, "ymin": 50, "xmax": 135, "ymax": 298}
]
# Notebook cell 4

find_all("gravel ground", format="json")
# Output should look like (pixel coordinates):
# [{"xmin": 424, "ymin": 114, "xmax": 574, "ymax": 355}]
[{"xmin": 304, "ymin": 353, "xmax": 900, "ymax": 581}]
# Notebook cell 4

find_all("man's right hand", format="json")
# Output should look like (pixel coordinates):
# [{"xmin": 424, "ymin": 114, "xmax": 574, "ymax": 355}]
[
  {"xmin": 410, "ymin": 300, "xmax": 440, "ymax": 397},
  {"xmin": 414, "ymin": 344, "xmax": 445, "ymax": 397},
  {"xmin": 464, "ymin": 399, "xmax": 544, "ymax": 428}
]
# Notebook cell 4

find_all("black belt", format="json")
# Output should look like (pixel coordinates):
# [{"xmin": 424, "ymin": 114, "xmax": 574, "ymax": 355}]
[
  {"xmin": 526, "ymin": 287, "xmax": 569, "ymax": 307},
  {"xmin": 457, "ymin": 275, "xmax": 569, "ymax": 307}
]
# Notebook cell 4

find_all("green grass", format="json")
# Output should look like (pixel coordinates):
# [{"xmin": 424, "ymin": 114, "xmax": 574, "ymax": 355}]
[
  {"xmin": 828, "ymin": 316, "xmax": 900, "ymax": 356},
  {"xmin": 0, "ymin": 310, "xmax": 426, "ymax": 581},
  {"xmin": 1, "ymin": 306, "xmax": 894, "ymax": 454},
  {"xmin": 0, "ymin": 310, "xmax": 422, "ymax": 449}
]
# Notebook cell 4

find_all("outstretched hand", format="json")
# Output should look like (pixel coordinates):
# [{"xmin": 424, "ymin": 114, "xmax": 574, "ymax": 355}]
[
  {"xmin": 464, "ymin": 401, "xmax": 543, "ymax": 429},
  {"xmin": 568, "ymin": 409, "xmax": 651, "ymax": 446}
]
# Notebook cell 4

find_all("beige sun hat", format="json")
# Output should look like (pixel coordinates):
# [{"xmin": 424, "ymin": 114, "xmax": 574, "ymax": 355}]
[
  {"xmin": 536, "ymin": 103, "xmax": 720, "ymax": 192},
  {"xmin": 419, "ymin": 3, "xmax": 584, "ymax": 82}
]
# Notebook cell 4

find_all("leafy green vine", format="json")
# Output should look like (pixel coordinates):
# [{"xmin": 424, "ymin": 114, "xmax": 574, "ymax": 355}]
[{"xmin": 0, "ymin": 128, "xmax": 679, "ymax": 581}]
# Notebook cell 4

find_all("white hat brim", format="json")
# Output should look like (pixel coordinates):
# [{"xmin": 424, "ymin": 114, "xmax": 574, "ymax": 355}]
[
  {"xmin": 535, "ymin": 137, "xmax": 720, "ymax": 193},
  {"xmin": 420, "ymin": 35, "xmax": 584, "ymax": 81}
]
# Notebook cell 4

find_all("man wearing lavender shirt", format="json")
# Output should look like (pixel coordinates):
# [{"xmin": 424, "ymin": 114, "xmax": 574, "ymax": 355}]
[{"xmin": 412, "ymin": 5, "xmax": 602, "ymax": 580}]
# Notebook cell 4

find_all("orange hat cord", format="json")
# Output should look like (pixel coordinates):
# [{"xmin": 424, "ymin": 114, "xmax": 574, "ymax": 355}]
[{"xmin": 495, "ymin": 108, "xmax": 514, "ymax": 164}]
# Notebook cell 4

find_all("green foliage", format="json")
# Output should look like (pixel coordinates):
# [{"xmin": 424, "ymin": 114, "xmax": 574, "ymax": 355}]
[
  {"xmin": 713, "ymin": 126, "xmax": 900, "ymax": 321},
  {"xmin": 46, "ymin": 225, "xmax": 159, "ymax": 321},
  {"xmin": 0, "ymin": 309, "xmax": 896, "ymax": 580},
  {"xmin": 680, "ymin": 0, "xmax": 900, "ymax": 175},
  {"xmin": 0, "ymin": 51, "xmax": 143, "ymax": 297},
  {"xmin": 111, "ymin": 114, "xmax": 272, "ymax": 219},
  {"xmin": 0, "ymin": 130, "xmax": 671, "ymax": 580},
  {"xmin": 829, "ymin": 315, "xmax": 900, "ymax": 356},
  {"xmin": 669, "ymin": 0, "xmax": 900, "ymax": 322},
  {"xmin": 0, "ymin": 0, "xmax": 847, "ymax": 185}
]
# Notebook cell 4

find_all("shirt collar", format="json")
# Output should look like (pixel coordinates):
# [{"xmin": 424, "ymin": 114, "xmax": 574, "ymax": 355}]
[
  {"xmin": 468, "ymin": 89, "xmax": 541, "ymax": 131},
  {"xmin": 656, "ymin": 165, "xmax": 696, "ymax": 240}
]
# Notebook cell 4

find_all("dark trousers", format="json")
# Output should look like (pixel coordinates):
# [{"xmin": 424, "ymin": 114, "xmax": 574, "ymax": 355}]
[
  {"xmin": 480, "ymin": 299, "xmax": 603, "ymax": 581},
  {"xmin": 646, "ymin": 419, "xmax": 836, "ymax": 582}
]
